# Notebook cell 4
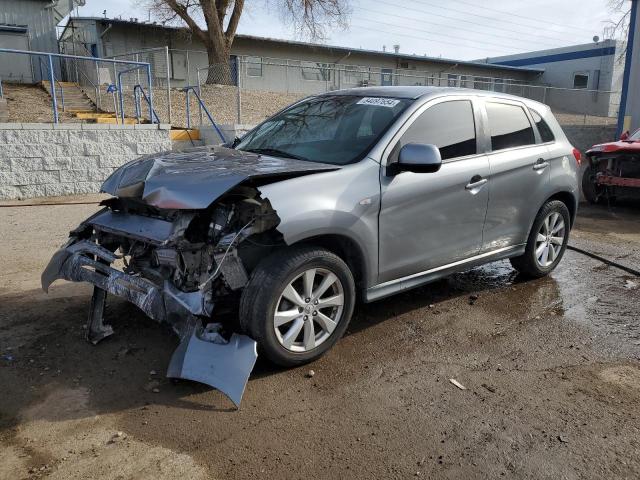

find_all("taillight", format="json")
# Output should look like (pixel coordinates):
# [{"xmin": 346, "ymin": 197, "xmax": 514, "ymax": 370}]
[{"xmin": 572, "ymin": 148, "xmax": 582, "ymax": 166}]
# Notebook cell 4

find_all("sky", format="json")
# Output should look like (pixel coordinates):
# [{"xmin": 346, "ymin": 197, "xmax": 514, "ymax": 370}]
[{"xmin": 71, "ymin": 0, "xmax": 623, "ymax": 60}]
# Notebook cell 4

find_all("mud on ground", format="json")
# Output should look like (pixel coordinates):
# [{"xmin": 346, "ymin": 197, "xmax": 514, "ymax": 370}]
[{"xmin": 0, "ymin": 200, "xmax": 639, "ymax": 479}]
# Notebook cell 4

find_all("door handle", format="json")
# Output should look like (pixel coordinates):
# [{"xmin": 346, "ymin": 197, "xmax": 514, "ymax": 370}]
[
  {"xmin": 533, "ymin": 158, "xmax": 549, "ymax": 170},
  {"xmin": 465, "ymin": 177, "xmax": 488, "ymax": 190}
]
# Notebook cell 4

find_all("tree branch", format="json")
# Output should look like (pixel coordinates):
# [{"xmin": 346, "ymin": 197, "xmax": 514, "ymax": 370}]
[
  {"xmin": 162, "ymin": 0, "xmax": 207, "ymax": 43},
  {"xmin": 224, "ymin": 0, "xmax": 244, "ymax": 46}
]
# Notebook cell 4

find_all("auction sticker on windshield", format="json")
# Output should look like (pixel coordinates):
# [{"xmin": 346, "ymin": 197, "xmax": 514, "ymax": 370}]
[{"xmin": 357, "ymin": 97, "xmax": 401, "ymax": 108}]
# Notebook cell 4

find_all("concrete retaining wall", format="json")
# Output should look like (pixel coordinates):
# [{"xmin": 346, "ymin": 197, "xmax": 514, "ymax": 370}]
[
  {"xmin": 200, "ymin": 124, "xmax": 255, "ymax": 145},
  {"xmin": 562, "ymin": 124, "xmax": 617, "ymax": 153},
  {"xmin": 0, "ymin": 123, "xmax": 172, "ymax": 200}
]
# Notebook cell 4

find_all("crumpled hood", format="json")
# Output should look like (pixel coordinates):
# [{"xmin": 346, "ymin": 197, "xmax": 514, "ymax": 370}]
[{"xmin": 101, "ymin": 145, "xmax": 340, "ymax": 209}]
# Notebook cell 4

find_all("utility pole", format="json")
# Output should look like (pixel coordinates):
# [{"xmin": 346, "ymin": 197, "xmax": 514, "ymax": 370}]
[{"xmin": 617, "ymin": 0, "xmax": 639, "ymax": 137}]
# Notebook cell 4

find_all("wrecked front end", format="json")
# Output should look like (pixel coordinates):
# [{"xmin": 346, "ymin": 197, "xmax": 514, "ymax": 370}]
[
  {"xmin": 585, "ymin": 143, "xmax": 640, "ymax": 201},
  {"xmin": 42, "ymin": 147, "xmax": 339, "ymax": 405},
  {"xmin": 42, "ymin": 191, "xmax": 282, "ymax": 405}
]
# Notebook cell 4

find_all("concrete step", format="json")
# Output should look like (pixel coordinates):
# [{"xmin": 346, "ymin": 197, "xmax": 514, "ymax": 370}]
[
  {"xmin": 93, "ymin": 117, "xmax": 139, "ymax": 125},
  {"xmin": 169, "ymin": 129, "xmax": 200, "ymax": 141},
  {"xmin": 75, "ymin": 112, "xmax": 118, "ymax": 119}
]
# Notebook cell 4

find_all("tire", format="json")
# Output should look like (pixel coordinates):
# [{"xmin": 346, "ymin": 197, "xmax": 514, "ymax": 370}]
[
  {"xmin": 582, "ymin": 167, "xmax": 600, "ymax": 204},
  {"xmin": 239, "ymin": 245, "xmax": 356, "ymax": 367},
  {"xmin": 510, "ymin": 200, "xmax": 571, "ymax": 278}
]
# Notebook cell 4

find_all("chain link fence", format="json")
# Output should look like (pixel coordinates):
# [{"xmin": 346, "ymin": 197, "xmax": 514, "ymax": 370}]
[{"xmin": 55, "ymin": 45, "xmax": 621, "ymax": 129}]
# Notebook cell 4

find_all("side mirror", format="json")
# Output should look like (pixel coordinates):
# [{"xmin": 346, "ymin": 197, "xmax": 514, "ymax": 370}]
[
  {"xmin": 620, "ymin": 131, "xmax": 630, "ymax": 141},
  {"xmin": 391, "ymin": 143, "xmax": 442, "ymax": 174}
]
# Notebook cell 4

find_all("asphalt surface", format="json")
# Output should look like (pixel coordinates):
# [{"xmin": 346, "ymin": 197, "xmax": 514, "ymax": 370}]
[{"xmin": 0, "ymin": 198, "xmax": 639, "ymax": 479}]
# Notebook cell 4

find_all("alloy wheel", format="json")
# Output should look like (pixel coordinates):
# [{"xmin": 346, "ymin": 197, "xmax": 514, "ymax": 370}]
[
  {"xmin": 273, "ymin": 268, "xmax": 345, "ymax": 352},
  {"xmin": 535, "ymin": 212, "xmax": 566, "ymax": 268}
]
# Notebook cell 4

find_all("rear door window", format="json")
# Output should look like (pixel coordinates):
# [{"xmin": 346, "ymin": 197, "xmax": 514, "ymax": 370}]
[
  {"xmin": 530, "ymin": 109, "xmax": 555, "ymax": 143},
  {"xmin": 486, "ymin": 102, "xmax": 536, "ymax": 151},
  {"xmin": 392, "ymin": 100, "xmax": 477, "ymax": 161}
]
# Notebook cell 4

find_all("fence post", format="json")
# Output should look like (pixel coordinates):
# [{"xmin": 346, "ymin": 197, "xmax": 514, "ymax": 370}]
[
  {"xmin": 186, "ymin": 88, "xmax": 191, "ymax": 129},
  {"xmin": 186, "ymin": 50, "xmax": 191, "ymax": 84},
  {"xmin": 165, "ymin": 46, "xmax": 172, "ymax": 124},
  {"xmin": 196, "ymin": 68, "xmax": 203, "ymax": 126},
  {"xmin": 136, "ymin": 54, "xmax": 141, "ymax": 87},
  {"xmin": 118, "ymin": 72, "xmax": 125, "ymax": 124},
  {"xmin": 95, "ymin": 62, "xmax": 102, "ymax": 110},
  {"xmin": 47, "ymin": 54, "xmax": 59, "ymax": 124},
  {"xmin": 147, "ymin": 65, "xmax": 154, "ymax": 124},
  {"xmin": 236, "ymin": 57, "xmax": 242, "ymax": 124}
]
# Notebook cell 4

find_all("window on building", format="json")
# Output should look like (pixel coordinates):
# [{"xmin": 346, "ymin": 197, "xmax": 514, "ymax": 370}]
[
  {"xmin": 391, "ymin": 100, "xmax": 477, "ymax": 161},
  {"xmin": 486, "ymin": 102, "xmax": 536, "ymax": 151},
  {"xmin": 529, "ymin": 108, "xmax": 555, "ymax": 143},
  {"xmin": 344, "ymin": 66, "xmax": 368, "ymax": 84},
  {"xmin": 301, "ymin": 61, "xmax": 331, "ymax": 81},
  {"xmin": 246, "ymin": 56, "xmax": 262, "ymax": 77},
  {"xmin": 399, "ymin": 61, "xmax": 409, "ymax": 69},
  {"xmin": 459, "ymin": 75, "xmax": 469, "ymax": 88},
  {"xmin": 447, "ymin": 74, "xmax": 459, "ymax": 87},
  {"xmin": 573, "ymin": 72, "xmax": 589, "ymax": 89},
  {"xmin": 493, "ymin": 78, "xmax": 505, "ymax": 92},
  {"xmin": 474, "ymin": 76, "xmax": 491, "ymax": 90}
]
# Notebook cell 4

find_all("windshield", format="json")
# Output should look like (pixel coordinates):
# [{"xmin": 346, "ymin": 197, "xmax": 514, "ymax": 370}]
[{"xmin": 236, "ymin": 95, "xmax": 412, "ymax": 165}]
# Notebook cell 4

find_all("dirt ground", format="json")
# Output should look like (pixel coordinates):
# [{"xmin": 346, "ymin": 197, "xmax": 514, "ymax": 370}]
[{"xmin": 1, "ymin": 198, "xmax": 639, "ymax": 479}]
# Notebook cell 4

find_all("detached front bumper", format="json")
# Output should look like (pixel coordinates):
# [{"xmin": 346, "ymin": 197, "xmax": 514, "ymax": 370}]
[
  {"xmin": 42, "ymin": 239, "xmax": 210, "ymax": 334},
  {"xmin": 41, "ymin": 238, "xmax": 257, "ymax": 407}
]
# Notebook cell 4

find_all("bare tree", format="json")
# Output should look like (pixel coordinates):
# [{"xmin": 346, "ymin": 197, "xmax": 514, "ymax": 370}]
[
  {"xmin": 147, "ymin": 0, "xmax": 350, "ymax": 83},
  {"xmin": 605, "ymin": 0, "xmax": 632, "ymax": 47}
]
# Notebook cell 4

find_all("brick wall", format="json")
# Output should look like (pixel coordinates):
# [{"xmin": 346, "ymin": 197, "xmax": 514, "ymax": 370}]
[{"xmin": 0, "ymin": 123, "xmax": 172, "ymax": 200}]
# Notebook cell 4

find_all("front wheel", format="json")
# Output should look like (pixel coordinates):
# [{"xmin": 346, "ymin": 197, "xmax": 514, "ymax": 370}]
[
  {"xmin": 510, "ymin": 200, "xmax": 570, "ymax": 278},
  {"xmin": 239, "ymin": 246, "xmax": 356, "ymax": 366}
]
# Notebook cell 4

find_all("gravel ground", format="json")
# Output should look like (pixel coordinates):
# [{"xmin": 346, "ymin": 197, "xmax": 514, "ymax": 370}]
[
  {"xmin": 1, "ymin": 199, "xmax": 639, "ymax": 479},
  {"xmin": 2, "ymin": 83, "xmax": 81, "ymax": 124}
]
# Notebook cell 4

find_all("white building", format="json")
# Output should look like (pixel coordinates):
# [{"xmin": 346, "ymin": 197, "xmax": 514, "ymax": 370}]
[
  {"xmin": 0, "ymin": 0, "xmax": 82, "ymax": 82},
  {"xmin": 483, "ymin": 40, "xmax": 625, "ymax": 117}
]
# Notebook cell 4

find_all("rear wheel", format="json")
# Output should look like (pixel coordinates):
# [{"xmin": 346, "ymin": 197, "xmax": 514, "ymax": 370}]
[
  {"xmin": 510, "ymin": 200, "xmax": 570, "ymax": 278},
  {"xmin": 239, "ymin": 245, "xmax": 356, "ymax": 366}
]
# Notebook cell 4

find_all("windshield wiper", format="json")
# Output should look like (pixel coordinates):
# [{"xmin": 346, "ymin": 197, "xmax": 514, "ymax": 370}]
[{"xmin": 242, "ymin": 148, "xmax": 307, "ymax": 161}]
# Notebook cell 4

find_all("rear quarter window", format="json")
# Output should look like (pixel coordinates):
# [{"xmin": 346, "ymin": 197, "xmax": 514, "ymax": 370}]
[
  {"xmin": 530, "ymin": 109, "xmax": 556, "ymax": 143},
  {"xmin": 486, "ymin": 102, "xmax": 535, "ymax": 151}
]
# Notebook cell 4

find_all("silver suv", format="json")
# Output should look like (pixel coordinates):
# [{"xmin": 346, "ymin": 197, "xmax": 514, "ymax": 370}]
[{"xmin": 43, "ymin": 87, "xmax": 579, "ymax": 399}]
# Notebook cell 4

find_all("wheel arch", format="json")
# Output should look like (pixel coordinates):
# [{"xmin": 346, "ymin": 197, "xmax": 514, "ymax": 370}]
[
  {"xmin": 545, "ymin": 190, "xmax": 578, "ymax": 228},
  {"xmin": 292, "ymin": 233, "xmax": 369, "ymax": 296}
]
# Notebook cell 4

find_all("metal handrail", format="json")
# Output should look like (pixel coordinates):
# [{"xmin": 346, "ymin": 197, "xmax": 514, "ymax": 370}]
[
  {"xmin": 0, "ymin": 47, "xmax": 151, "ymax": 123},
  {"xmin": 117, "ymin": 66, "xmax": 155, "ymax": 124},
  {"xmin": 38, "ymin": 56, "xmax": 65, "ymax": 113},
  {"xmin": 133, "ymin": 85, "xmax": 161, "ymax": 124},
  {"xmin": 74, "ymin": 67, "xmax": 101, "ymax": 112},
  {"xmin": 181, "ymin": 86, "xmax": 225, "ymax": 142}
]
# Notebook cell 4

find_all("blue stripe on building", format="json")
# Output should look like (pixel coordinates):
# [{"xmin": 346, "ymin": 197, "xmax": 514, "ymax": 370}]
[{"xmin": 494, "ymin": 47, "xmax": 616, "ymax": 67}]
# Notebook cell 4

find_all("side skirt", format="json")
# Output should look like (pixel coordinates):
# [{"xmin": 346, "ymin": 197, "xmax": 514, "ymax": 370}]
[{"xmin": 365, "ymin": 245, "xmax": 525, "ymax": 303}]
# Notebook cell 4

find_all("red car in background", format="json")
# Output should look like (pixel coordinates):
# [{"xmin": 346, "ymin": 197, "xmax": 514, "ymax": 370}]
[{"xmin": 583, "ymin": 128, "xmax": 640, "ymax": 204}]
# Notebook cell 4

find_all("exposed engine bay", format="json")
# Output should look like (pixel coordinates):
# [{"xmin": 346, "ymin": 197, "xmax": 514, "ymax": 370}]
[
  {"xmin": 584, "ymin": 141, "xmax": 640, "ymax": 203},
  {"xmin": 42, "ymin": 186, "xmax": 283, "ymax": 406}
]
